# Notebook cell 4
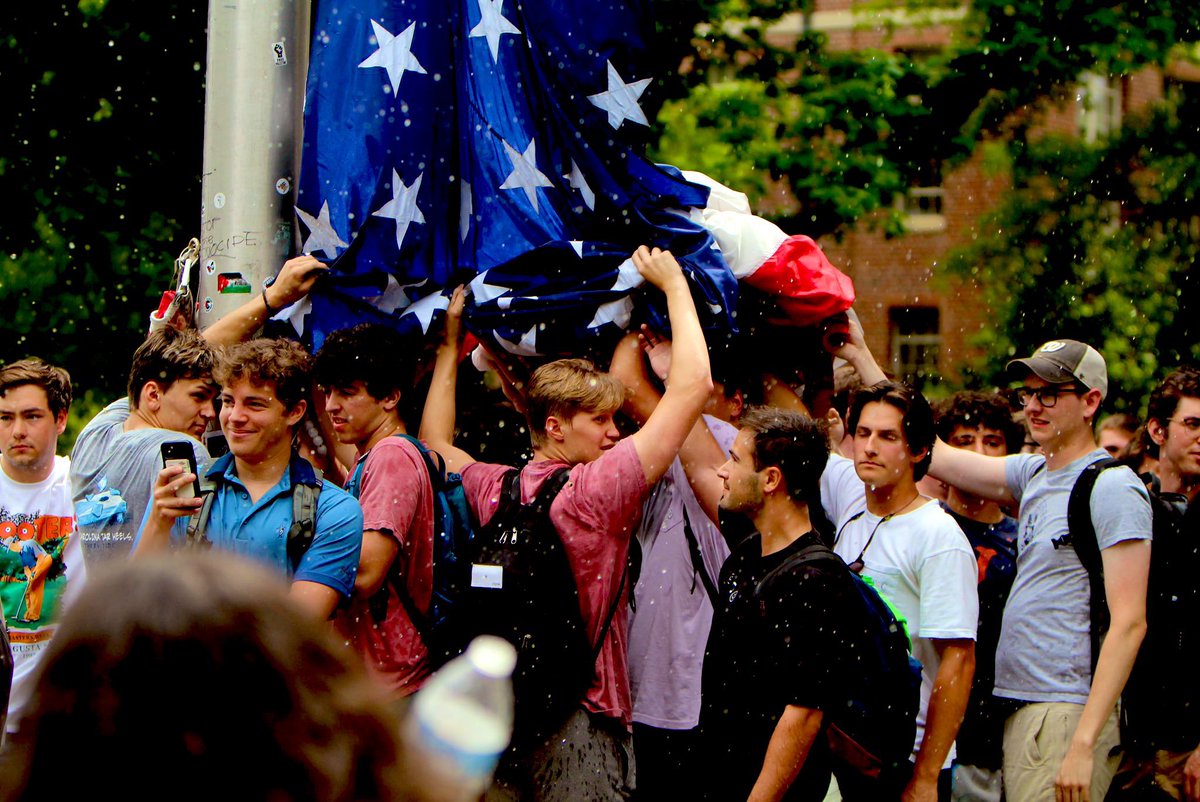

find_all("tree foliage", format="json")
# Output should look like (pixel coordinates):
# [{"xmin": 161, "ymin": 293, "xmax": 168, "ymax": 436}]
[{"xmin": 0, "ymin": 2, "xmax": 206, "ymax": 398}]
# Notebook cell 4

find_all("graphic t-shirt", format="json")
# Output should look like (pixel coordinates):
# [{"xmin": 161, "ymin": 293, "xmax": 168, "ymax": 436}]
[
  {"xmin": 0, "ymin": 455, "xmax": 82, "ymax": 732},
  {"xmin": 70, "ymin": 399, "xmax": 210, "ymax": 564}
]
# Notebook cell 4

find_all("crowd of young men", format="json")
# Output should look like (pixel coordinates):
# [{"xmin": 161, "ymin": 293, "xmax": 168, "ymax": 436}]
[{"xmin": 1, "ymin": 246, "xmax": 1199, "ymax": 802}]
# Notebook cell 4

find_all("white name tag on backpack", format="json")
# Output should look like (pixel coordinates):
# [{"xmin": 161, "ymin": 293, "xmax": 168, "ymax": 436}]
[{"xmin": 471, "ymin": 563, "xmax": 503, "ymax": 589}]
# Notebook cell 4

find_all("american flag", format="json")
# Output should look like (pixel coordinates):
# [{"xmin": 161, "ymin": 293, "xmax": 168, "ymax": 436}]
[{"xmin": 287, "ymin": 0, "xmax": 739, "ymax": 356}]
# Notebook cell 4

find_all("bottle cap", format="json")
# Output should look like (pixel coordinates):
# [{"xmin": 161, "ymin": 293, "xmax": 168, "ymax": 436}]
[{"xmin": 466, "ymin": 635, "xmax": 517, "ymax": 679}]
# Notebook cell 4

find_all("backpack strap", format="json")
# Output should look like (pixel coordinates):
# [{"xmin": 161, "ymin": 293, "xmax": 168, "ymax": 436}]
[
  {"xmin": 1066, "ymin": 456, "xmax": 1120, "ymax": 675},
  {"xmin": 184, "ymin": 489, "xmax": 216, "ymax": 551},
  {"xmin": 286, "ymin": 466, "xmax": 323, "ymax": 572},
  {"xmin": 680, "ymin": 504, "xmax": 721, "ymax": 606}
]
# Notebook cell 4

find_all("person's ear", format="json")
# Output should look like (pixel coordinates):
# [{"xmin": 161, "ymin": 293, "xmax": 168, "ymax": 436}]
[
  {"xmin": 286, "ymin": 399, "xmax": 308, "ymax": 428},
  {"xmin": 140, "ymin": 381, "xmax": 164, "ymax": 411},
  {"xmin": 1147, "ymin": 418, "xmax": 1168, "ymax": 449},
  {"xmin": 761, "ymin": 465, "xmax": 783, "ymax": 495},
  {"xmin": 544, "ymin": 415, "xmax": 566, "ymax": 443},
  {"xmin": 381, "ymin": 388, "xmax": 401, "ymax": 413},
  {"xmin": 54, "ymin": 409, "xmax": 68, "ymax": 437}
]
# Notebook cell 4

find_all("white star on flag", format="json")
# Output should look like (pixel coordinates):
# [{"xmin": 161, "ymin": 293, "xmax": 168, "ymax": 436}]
[
  {"xmin": 568, "ymin": 241, "xmax": 585, "ymax": 259},
  {"xmin": 567, "ymin": 160, "xmax": 596, "ymax": 211},
  {"xmin": 588, "ymin": 257, "xmax": 644, "ymax": 329},
  {"xmin": 368, "ymin": 274, "xmax": 427, "ymax": 314},
  {"xmin": 358, "ymin": 20, "xmax": 427, "ymax": 94},
  {"xmin": 495, "ymin": 325, "xmax": 540, "ymax": 356},
  {"xmin": 587, "ymin": 60, "xmax": 651, "ymax": 129},
  {"xmin": 372, "ymin": 169, "xmax": 426, "ymax": 251},
  {"xmin": 460, "ymin": 181, "xmax": 473, "ymax": 242},
  {"xmin": 499, "ymin": 138, "xmax": 554, "ymax": 212},
  {"xmin": 469, "ymin": 0, "xmax": 521, "ymax": 63},
  {"xmin": 295, "ymin": 200, "xmax": 349, "ymax": 260},
  {"xmin": 469, "ymin": 271, "xmax": 512, "ymax": 304},
  {"xmin": 400, "ymin": 292, "xmax": 450, "ymax": 334},
  {"xmin": 281, "ymin": 296, "xmax": 313, "ymax": 337}
]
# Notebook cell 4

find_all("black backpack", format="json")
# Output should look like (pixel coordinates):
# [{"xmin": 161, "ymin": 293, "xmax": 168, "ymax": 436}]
[
  {"xmin": 761, "ymin": 541, "xmax": 921, "ymax": 777},
  {"xmin": 1062, "ymin": 456, "xmax": 1121, "ymax": 675},
  {"xmin": 453, "ymin": 467, "xmax": 626, "ymax": 746}
]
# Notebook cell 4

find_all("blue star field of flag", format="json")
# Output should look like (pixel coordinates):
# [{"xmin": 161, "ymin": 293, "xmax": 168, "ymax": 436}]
[{"xmin": 289, "ymin": 0, "xmax": 738, "ymax": 356}]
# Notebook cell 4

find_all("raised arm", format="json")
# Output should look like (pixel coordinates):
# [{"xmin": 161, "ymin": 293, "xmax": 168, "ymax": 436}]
[
  {"xmin": 927, "ymin": 439, "xmax": 1015, "ymax": 504},
  {"xmin": 825, "ymin": 316, "xmax": 887, "ymax": 387},
  {"xmin": 133, "ymin": 463, "xmax": 204, "ymax": 555},
  {"xmin": 203, "ymin": 255, "xmax": 329, "ymax": 347},
  {"xmin": 608, "ymin": 329, "xmax": 725, "ymax": 522},
  {"xmin": 625, "ymin": 247, "xmax": 713, "ymax": 485},
  {"xmin": 418, "ymin": 287, "xmax": 476, "ymax": 474}
]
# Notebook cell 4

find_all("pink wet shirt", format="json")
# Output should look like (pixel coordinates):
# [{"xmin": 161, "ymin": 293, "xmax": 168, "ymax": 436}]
[
  {"xmin": 335, "ymin": 437, "xmax": 435, "ymax": 697},
  {"xmin": 461, "ymin": 437, "xmax": 649, "ymax": 726}
]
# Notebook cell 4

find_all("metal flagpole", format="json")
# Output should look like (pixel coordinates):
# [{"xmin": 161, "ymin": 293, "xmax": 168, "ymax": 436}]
[{"xmin": 196, "ymin": 0, "xmax": 311, "ymax": 329}]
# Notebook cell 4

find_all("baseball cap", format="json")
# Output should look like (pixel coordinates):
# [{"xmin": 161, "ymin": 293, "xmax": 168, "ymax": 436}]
[{"xmin": 1007, "ymin": 340, "xmax": 1108, "ymax": 400}]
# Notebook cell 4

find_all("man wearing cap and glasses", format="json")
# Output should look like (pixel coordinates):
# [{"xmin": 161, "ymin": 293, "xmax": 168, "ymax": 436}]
[
  {"xmin": 927, "ymin": 340, "xmax": 1151, "ymax": 802},
  {"xmin": 829, "ymin": 381, "xmax": 978, "ymax": 802}
]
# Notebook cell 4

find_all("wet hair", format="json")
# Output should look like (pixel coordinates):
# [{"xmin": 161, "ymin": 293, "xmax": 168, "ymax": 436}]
[
  {"xmin": 1146, "ymin": 367, "xmax": 1200, "ymax": 428},
  {"xmin": 127, "ymin": 327, "xmax": 216, "ymax": 410},
  {"xmin": 846, "ymin": 381, "xmax": 936, "ymax": 480},
  {"xmin": 214, "ymin": 338, "xmax": 313, "ymax": 412},
  {"xmin": 313, "ymin": 324, "xmax": 409, "ymax": 401},
  {"xmin": 934, "ymin": 391, "xmax": 1022, "ymax": 454},
  {"xmin": 524, "ymin": 358, "xmax": 625, "ymax": 448},
  {"xmin": 738, "ymin": 406, "xmax": 830, "ymax": 504},
  {"xmin": 0, "ymin": 359, "xmax": 72, "ymax": 419},
  {"xmin": 0, "ymin": 552, "xmax": 405, "ymax": 802}
]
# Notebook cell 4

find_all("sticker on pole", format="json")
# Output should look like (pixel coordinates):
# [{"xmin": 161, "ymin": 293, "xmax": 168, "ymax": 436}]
[
  {"xmin": 203, "ymin": 297, "xmax": 214, "ymax": 314},
  {"xmin": 217, "ymin": 273, "xmax": 253, "ymax": 294},
  {"xmin": 213, "ymin": 193, "xmax": 226, "ymax": 210},
  {"xmin": 275, "ymin": 178, "xmax": 291, "ymax": 195},
  {"xmin": 273, "ymin": 42, "xmax": 287, "ymax": 66}
]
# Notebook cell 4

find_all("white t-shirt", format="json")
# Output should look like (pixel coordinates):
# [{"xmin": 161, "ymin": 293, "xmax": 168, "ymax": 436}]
[
  {"xmin": 832, "ymin": 500, "xmax": 978, "ymax": 767},
  {"xmin": 0, "ymin": 455, "xmax": 83, "ymax": 732}
]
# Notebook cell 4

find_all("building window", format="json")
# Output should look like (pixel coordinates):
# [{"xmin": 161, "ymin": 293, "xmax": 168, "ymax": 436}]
[
  {"xmin": 1077, "ymin": 72, "xmax": 1122, "ymax": 143},
  {"xmin": 897, "ymin": 160, "xmax": 946, "ymax": 233},
  {"xmin": 889, "ymin": 306, "xmax": 941, "ymax": 386}
]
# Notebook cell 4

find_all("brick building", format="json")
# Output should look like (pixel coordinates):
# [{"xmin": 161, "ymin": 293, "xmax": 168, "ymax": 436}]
[{"xmin": 762, "ymin": 2, "xmax": 1187, "ymax": 388}]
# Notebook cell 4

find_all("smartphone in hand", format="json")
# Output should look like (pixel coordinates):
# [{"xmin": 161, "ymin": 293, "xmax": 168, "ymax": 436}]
[{"xmin": 161, "ymin": 441, "xmax": 201, "ymax": 499}]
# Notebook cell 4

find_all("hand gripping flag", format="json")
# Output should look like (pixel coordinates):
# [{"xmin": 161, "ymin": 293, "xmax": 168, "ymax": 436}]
[{"xmin": 290, "ymin": 0, "xmax": 739, "ymax": 355}]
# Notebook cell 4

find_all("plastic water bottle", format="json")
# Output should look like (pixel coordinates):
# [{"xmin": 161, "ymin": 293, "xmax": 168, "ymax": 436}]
[{"xmin": 401, "ymin": 636, "xmax": 517, "ymax": 802}]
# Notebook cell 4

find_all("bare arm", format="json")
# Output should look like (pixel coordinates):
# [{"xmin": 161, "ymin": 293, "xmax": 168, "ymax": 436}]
[
  {"xmin": 626, "ymin": 247, "xmax": 713, "ymax": 485},
  {"xmin": 133, "ymin": 464, "xmax": 204, "ymax": 556},
  {"xmin": 927, "ymin": 439, "xmax": 1016, "ymax": 504},
  {"xmin": 1055, "ymin": 538, "xmax": 1150, "ymax": 801},
  {"xmin": 905, "ymin": 639, "xmax": 975, "ymax": 802},
  {"xmin": 354, "ymin": 530, "xmax": 400, "ymax": 598},
  {"xmin": 289, "ymin": 580, "xmax": 341, "ymax": 621},
  {"xmin": 609, "ymin": 329, "xmax": 726, "ymax": 521},
  {"xmin": 203, "ymin": 255, "xmax": 329, "ymax": 347},
  {"xmin": 826, "ymin": 316, "xmax": 887, "ymax": 387},
  {"xmin": 417, "ymin": 287, "xmax": 476, "ymax": 474},
  {"xmin": 747, "ymin": 705, "xmax": 824, "ymax": 802}
]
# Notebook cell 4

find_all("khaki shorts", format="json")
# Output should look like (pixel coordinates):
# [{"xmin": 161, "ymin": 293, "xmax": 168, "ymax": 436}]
[{"xmin": 1002, "ymin": 702, "xmax": 1120, "ymax": 802}]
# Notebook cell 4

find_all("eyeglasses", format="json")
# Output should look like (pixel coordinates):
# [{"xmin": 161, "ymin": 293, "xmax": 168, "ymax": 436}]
[
  {"xmin": 1016, "ymin": 385, "xmax": 1081, "ymax": 408},
  {"xmin": 1168, "ymin": 417, "xmax": 1200, "ymax": 435}
]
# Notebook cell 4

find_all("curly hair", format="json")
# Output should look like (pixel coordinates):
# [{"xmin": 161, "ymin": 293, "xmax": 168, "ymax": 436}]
[
  {"xmin": 314, "ymin": 324, "xmax": 410, "ymax": 401},
  {"xmin": 214, "ymin": 338, "xmax": 313, "ymax": 411},
  {"xmin": 934, "ymin": 391, "xmax": 1023, "ymax": 454}
]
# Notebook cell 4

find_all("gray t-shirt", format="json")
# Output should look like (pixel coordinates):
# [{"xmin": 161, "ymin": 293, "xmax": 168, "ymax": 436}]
[
  {"xmin": 996, "ymin": 449, "xmax": 1152, "ymax": 704},
  {"xmin": 70, "ymin": 399, "xmax": 210, "ymax": 565}
]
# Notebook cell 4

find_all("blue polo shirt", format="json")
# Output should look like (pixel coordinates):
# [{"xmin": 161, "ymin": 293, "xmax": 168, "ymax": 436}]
[{"xmin": 137, "ymin": 452, "xmax": 363, "ymax": 598}]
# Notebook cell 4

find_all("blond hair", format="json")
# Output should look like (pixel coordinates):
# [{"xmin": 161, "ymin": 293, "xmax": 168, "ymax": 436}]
[{"xmin": 524, "ymin": 359, "xmax": 624, "ymax": 447}]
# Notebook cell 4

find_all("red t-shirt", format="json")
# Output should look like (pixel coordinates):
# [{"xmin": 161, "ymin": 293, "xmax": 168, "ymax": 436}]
[
  {"xmin": 335, "ymin": 437, "xmax": 435, "ymax": 697},
  {"xmin": 461, "ymin": 438, "xmax": 649, "ymax": 726}
]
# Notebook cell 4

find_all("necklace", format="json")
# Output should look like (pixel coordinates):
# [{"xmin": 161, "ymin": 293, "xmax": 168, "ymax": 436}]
[{"xmin": 836, "ymin": 494, "xmax": 922, "ymax": 575}]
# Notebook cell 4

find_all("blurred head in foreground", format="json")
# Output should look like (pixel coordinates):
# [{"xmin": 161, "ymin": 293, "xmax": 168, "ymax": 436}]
[{"xmin": 2, "ymin": 551, "xmax": 405, "ymax": 802}]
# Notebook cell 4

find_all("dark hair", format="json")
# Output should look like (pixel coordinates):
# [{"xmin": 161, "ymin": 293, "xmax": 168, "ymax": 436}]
[
  {"xmin": 847, "ymin": 381, "xmax": 935, "ymax": 480},
  {"xmin": 314, "ymin": 324, "xmax": 409, "ymax": 400},
  {"xmin": 0, "ymin": 552, "xmax": 404, "ymax": 802},
  {"xmin": 214, "ymin": 338, "xmax": 313, "ymax": 412},
  {"xmin": 127, "ymin": 327, "xmax": 216, "ymax": 409},
  {"xmin": 934, "ymin": 391, "xmax": 1022, "ymax": 455},
  {"xmin": 1146, "ymin": 367, "xmax": 1200, "ymax": 428},
  {"xmin": 737, "ymin": 406, "xmax": 830, "ymax": 504},
  {"xmin": 0, "ymin": 359, "xmax": 72, "ymax": 419}
]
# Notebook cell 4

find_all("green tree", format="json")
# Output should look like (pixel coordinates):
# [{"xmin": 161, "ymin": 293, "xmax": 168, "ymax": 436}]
[{"xmin": 0, "ymin": 2, "xmax": 206, "ymax": 400}]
